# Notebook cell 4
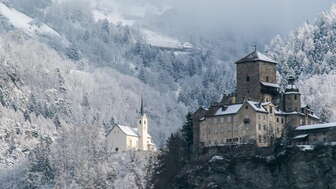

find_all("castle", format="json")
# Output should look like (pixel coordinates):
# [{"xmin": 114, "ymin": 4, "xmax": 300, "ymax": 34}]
[
  {"xmin": 192, "ymin": 50, "xmax": 321, "ymax": 151},
  {"xmin": 107, "ymin": 99, "xmax": 156, "ymax": 152}
]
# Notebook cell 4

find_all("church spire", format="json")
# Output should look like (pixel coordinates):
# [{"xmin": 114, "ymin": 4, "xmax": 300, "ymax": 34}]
[{"xmin": 140, "ymin": 96, "xmax": 144, "ymax": 116}]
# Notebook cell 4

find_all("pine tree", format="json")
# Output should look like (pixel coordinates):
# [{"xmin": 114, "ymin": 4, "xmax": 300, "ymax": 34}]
[{"xmin": 181, "ymin": 113, "xmax": 193, "ymax": 155}]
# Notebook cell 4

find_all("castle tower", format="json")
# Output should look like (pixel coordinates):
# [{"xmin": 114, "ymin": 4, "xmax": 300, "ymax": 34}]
[
  {"xmin": 138, "ymin": 97, "xmax": 148, "ymax": 150},
  {"xmin": 284, "ymin": 76, "xmax": 301, "ymax": 112},
  {"xmin": 235, "ymin": 50, "xmax": 279, "ymax": 103}
]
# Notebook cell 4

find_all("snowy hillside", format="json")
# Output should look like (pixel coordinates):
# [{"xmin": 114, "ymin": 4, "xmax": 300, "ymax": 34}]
[
  {"xmin": 0, "ymin": 2, "xmax": 60, "ymax": 38},
  {"xmin": 266, "ymin": 4, "xmax": 336, "ymax": 122},
  {"xmin": 92, "ymin": 9, "xmax": 193, "ymax": 50}
]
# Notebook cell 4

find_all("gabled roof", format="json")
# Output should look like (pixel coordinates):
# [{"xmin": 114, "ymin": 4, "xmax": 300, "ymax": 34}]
[
  {"xmin": 214, "ymin": 101, "xmax": 269, "ymax": 116},
  {"xmin": 215, "ymin": 104, "xmax": 243, "ymax": 116},
  {"xmin": 116, "ymin": 125, "xmax": 139, "ymax": 137},
  {"xmin": 235, "ymin": 51, "xmax": 277, "ymax": 64},
  {"xmin": 247, "ymin": 101, "xmax": 268, "ymax": 113},
  {"xmin": 296, "ymin": 122, "xmax": 336, "ymax": 131}
]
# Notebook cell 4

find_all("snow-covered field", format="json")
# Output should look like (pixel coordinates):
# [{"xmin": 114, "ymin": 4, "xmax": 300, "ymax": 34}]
[{"xmin": 0, "ymin": 3, "xmax": 60, "ymax": 38}]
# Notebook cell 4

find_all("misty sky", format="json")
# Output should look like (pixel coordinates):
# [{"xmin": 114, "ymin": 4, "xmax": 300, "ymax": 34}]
[{"xmin": 135, "ymin": 0, "xmax": 336, "ymax": 42}]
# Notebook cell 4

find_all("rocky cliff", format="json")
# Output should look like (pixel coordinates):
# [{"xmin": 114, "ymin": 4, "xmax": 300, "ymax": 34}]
[{"xmin": 173, "ymin": 145, "xmax": 336, "ymax": 189}]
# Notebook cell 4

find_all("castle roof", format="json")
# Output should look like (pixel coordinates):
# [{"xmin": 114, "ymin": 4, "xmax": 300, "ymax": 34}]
[
  {"xmin": 296, "ymin": 122, "xmax": 336, "ymax": 131},
  {"xmin": 235, "ymin": 51, "xmax": 277, "ymax": 64},
  {"xmin": 214, "ymin": 101, "xmax": 268, "ymax": 116},
  {"xmin": 260, "ymin": 81, "xmax": 280, "ymax": 88}
]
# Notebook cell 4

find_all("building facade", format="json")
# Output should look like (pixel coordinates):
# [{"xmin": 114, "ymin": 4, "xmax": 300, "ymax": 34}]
[
  {"xmin": 107, "ymin": 99, "xmax": 156, "ymax": 152},
  {"xmin": 193, "ymin": 50, "xmax": 320, "ymax": 150}
]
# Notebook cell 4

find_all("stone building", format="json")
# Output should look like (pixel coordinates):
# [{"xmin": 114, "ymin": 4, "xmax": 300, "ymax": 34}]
[
  {"xmin": 193, "ymin": 50, "xmax": 320, "ymax": 150},
  {"xmin": 293, "ymin": 122, "xmax": 336, "ymax": 145},
  {"xmin": 107, "ymin": 99, "xmax": 156, "ymax": 152}
]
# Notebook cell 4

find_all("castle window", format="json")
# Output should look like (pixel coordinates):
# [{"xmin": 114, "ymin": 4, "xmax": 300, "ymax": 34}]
[
  {"xmin": 294, "ymin": 95, "xmax": 297, "ymax": 100},
  {"xmin": 281, "ymin": 118, "xmax": 284, "ymax": 124},
  {"xmin": 139, "ymin": 120, "xmax": 141, "ymax": 124},
  {"xmin": 276, "ymin": 117, "xmax": 279, "ymax": 123},
  {"xmin": 258, "ymin": 124, "xmax": 262, "ymax": 130},
  {"xmin": 266, "ymin": 76, "xmax": 269, "ymax": 82},
  {"xmin": 244, "ymin": 118, "xmax": 250, "ymax": 124},
  {"xmin": 144, "ymin": 120, "xmax": 146, "ymax": 124},
  {"xmin": 259, "ymin": 135, "xmax": 262, "ymax": 143},
  {"xmin": 245, "ymin": 106, "xmax": 248, "ymax": 110},
  {"xmin": 270, "ymin": 107, "xmax": 273, "ymax": 113},
  {"xmin": 246, "ymin": 76, "xmax": 250, "ymax": 82}
]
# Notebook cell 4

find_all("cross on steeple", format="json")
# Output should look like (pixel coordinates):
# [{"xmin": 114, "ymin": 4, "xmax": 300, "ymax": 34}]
[{"xmin": 253, "ymin": 44, "xmax": 257, "ymax": 52}]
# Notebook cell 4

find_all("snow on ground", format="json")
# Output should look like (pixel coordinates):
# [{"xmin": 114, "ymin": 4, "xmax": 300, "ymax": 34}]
[
  {"xmin": 0, "ymin": 2, "xmax": 61, "ymax": 38},
  {"xmin": 93, "ymin": 9, "xmax": 193, "ymax": 50},
  {"xmin": 92, "ymin": 10, "xmax": 135, "ymax": 26}
]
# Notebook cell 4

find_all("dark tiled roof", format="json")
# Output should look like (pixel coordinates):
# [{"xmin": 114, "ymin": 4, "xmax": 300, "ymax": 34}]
[{"xmin": 235, "ymin": 51, "xmax": 277, "ymax": 64}]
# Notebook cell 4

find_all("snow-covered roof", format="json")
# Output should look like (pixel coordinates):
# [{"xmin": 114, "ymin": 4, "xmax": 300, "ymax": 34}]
[
  {"xmin": 296, "ymin": 122, "xmax": 336, "ymax": 131},
  {"xmin": 235, "ymin": 51, "xmax": 277, "ymax": 64},
  {"xmin": 247, "ymin": 101, "xmax": 268, "ymax": 113},
  {"xmin": 117, "ymin": 125, "xmax": 139, "ymax": 137},
  {"xmin": 285, "ymin": 91, "xmax": 300, "ymax": 95},
  {"xmin": 215, "ymin": 101, "xmax": 269, "ymax": 116},
  {"xmin": 308, "ymin": 114, "xmax": 320, "ymax": 120},
  {"xmin": 215, "ymin": 104, "xmax": 243, "ymax": 116},
  {"xmin": 260, "ymin": 81, "xmax": 280, "ymax": 88},
  {"xmin": 293, "ymin": 134, "xmax": 309, "ymax": 139}
]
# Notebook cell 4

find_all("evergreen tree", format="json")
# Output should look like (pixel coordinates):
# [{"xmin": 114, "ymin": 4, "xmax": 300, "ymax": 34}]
[{"xmin": 181, "ymin": 113, "xmax": 193, "ymax": 155}]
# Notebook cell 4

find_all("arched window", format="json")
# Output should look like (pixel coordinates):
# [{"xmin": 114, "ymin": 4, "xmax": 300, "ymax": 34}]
[
  {"xmin": 266, "ymin": 76, "xmax": 269, "ymax": 82},
  {"xmin": 246, "ymin": 76, "xmax": 250, "ymax": 82}
]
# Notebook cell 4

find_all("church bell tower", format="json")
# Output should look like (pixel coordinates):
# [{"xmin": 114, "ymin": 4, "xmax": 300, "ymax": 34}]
[{"xmin": 138, "ymin": 97, "xmax": 148, "ymax": 150}]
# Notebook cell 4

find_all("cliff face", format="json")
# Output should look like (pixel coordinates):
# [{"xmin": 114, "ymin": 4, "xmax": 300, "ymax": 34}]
[{"xmin": 173, "ymin": 146, "xmax": 336, "ymax": 189}]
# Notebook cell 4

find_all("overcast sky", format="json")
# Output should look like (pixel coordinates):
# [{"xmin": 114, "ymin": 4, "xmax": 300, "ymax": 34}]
[{"xmin": 131, "ymin": 0, "xmax": 334, "ymax": 41}]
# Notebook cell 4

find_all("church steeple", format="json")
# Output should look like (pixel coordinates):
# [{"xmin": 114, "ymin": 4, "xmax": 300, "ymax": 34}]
[
  {"xmin": 140, "ymin": 96, "xmax": 144, "ymax": 116},
  {"xmin": 138, "ymin": 96, "xmax": 148, "ymax": 150}
]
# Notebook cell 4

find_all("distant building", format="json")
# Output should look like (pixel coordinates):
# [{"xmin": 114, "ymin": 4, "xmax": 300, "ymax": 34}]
[
  {"xmin": 192, "ymin": 50, "xmax": 320, "ymax": 151},
  {"xmin": 107, "ymin": 99, "xmax": 156, "ymax": 152},
  {"xmin": 293, "ymin": 122, "xmax": 336, "ymax": 145}
]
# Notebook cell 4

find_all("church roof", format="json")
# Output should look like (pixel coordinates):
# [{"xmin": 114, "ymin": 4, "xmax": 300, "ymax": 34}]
[
  {"xmin": 235, "ymin": 51, "xmax": 277, "ymax": 64},
  {"xmin": 117, "ymin": 125, "xmax": 139, "ymax": 137}
]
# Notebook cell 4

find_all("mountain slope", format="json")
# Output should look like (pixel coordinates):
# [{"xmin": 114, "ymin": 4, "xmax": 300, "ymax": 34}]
[{"xmin": 266, "ymin": 4, "xmax": 336, "ymax": 121}]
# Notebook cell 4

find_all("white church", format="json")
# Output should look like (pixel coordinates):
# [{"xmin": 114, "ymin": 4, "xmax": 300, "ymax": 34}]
[{"xmin": 107, "ymin": 99, "xmax": 156, "ymax": 152}]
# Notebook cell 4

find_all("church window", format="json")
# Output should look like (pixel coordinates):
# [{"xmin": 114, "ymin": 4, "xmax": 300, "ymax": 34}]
[{"xmin": 246, "ymin": 76, "xmax": 250, "ymax": 82}]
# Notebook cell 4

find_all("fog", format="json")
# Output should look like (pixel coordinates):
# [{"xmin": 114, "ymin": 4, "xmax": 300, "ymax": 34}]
[{"xmin": 103, "ymin": 0, "xmax": 335, "ymax": 43}]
